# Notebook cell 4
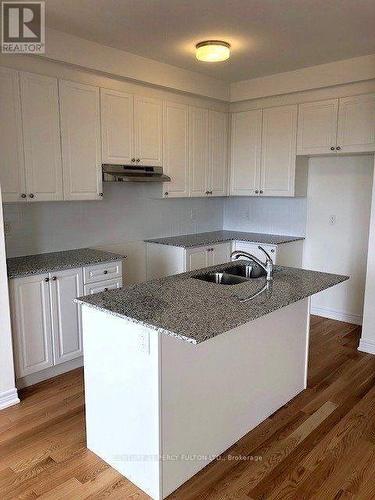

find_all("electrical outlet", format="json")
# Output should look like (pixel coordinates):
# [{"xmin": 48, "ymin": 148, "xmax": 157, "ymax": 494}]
[{"xmin": 329, "ymin": 215, "xmax": 336, "ymax": 225}]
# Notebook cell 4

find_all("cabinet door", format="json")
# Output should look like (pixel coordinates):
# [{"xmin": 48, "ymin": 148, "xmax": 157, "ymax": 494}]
[
  {"xmin": 185, "ymin": 247, "xmax": 209, "ymax": 272},
  {"xmin": 209, "ymin": 110, "xmax": 228, "ymax": 197},
  {"xmin": 230, "ymin": 110, "xmax": 262, "ymax": 196},
  {"xmin": 101, "ymin": 88, "xmax": 134, "ymax": 164},
  {"xmin": 233, "ymin": 241, "xmax": 277, "ymax": 263},
  {"xmin": 60, "ymin": 80, "xmax": 102, "ymax": 200},
  {"xmin": 210, "ymin": 242, "xmax": 231, "ymax": 266},
  {"xmin": 261, "ymin": 105, "xmax": 298, "ymax": 197},
  {"xmin": 50, "ymin": 267, "xmax": 83, "ymax": 365},
  {"xmin": 10, "ymin": 274, "xmax": 53, "ymax": 377},
  {"xmin": 189, "ymin": 106, "xmax": 209, "ymax": 197},
  {"xmin": 163, "ymin": 102, "xmax": 189, "ymax": 198},
  {"xmin": 134, "ymin": 96, "xmax": 163, "ymax": 166},
  {"xmin": 20, "ymin": 73, "xmax": 63, "ymax": 202},
  {"xmin": 337, "ymin": 94, "xmax": 375, "ymax": 153},
  {"xmin": 0, "ymin": 67, "xmax": 26, "ymax": 202},
  {"xmin": 297, "ymin": 99, "xmax": 338, "ymax": 155}
]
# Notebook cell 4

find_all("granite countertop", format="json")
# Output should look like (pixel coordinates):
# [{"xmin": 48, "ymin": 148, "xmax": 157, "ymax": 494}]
[
  {"xmin": 144, "ymin": 230, "xmax": 304, "ymax": 248},
  {"xmin": 76, "ymin": 261, "xmax": 348, "ymax": 344},
  {"xmin": 7, "ymin": 248, "xmax": 124, "ymax": 279}
]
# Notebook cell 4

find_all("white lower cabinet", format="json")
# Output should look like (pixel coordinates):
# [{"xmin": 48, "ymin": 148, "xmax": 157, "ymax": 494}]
[
  {"xmin": 50, "ymin": 268, "xmax": 83, "ymax": 365},
  {"xmin": 10, "ymin": 260, "xmax": 123, "ymax": 379},
  {"xmin": 233, "ymin": 240, "xmax": 304, "ymax": 267},
  {"xmin": 146, "ymin": 242, "xmax": 232, "ymax": 279}
]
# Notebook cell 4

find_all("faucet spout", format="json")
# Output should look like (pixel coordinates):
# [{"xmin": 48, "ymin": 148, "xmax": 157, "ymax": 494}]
[{"xmin": 230, "ymin": 246, "xmax": 274, "ymax": 281}]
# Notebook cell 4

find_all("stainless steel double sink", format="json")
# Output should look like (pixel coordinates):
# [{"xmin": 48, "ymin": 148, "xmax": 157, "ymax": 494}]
[{"xmin": 192, "ymin": 263, "xmax": 266, "ymax": 286}]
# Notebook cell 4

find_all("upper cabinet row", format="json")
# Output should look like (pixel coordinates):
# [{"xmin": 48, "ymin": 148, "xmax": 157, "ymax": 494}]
[
  {"xmin": 230, "ymin": 93, "xmax": 375, "ymax": 197},
  {"xmin": 0, "ymin": 68, "xmax": 102, "ymax": 202},
  {"xmin": 102, "ymin": 91, "xmax": 228, "ymax": 198},
  {"xmin": 297, "ymin": 95, "xmax": 375, "ymax": 155}
]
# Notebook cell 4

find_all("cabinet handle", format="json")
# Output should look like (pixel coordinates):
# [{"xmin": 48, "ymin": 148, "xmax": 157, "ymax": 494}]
[
  {"xmin": 44, "ymin": 277, "xmax": 49, "ymax": 282},
  {"xmin": 330, "ymin": 146, "xmax": 335, "ymax": 151},
  {"xmin": 209, "ymin": 191, "xmax": 213, "ymax": 195},
  {"xmin": 336, "ymin": 146, "xmax": 341, "ymax": 151},
  {"xmin": 164, "ymin": 191, "xmax": 169, "ymax": 196},
  {"xmin": 21, "ymin": 193, "xmax": 27, "ymax": 199},
  {"xmin": 205, "ymin": 190, "xmax": 209, "ymax": 195},
  {"xmin": 98, "ymin": 192, "xmax": 103, "ymax": 197},
  {"xmin": 29, "ymin": 193, "xmax": 34, "ymax": 199}
]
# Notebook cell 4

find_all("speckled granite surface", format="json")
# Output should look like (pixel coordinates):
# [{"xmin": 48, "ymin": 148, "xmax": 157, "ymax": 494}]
[
  {"xmin": 76, "ymin": 261, "xmax": 348, "ymax": 344},
  {"xmin": 144, "ymin": 230, "xmax": 304, "ymax": 248},
  {"xmin": 7, "ymin": 249, "xmax": 124, "ymax": 279}
]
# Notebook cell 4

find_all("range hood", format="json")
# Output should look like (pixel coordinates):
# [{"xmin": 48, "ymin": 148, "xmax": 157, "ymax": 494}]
[{"xmin": 102, "ymin": 164, "xmax": 171, "ymax": 183}]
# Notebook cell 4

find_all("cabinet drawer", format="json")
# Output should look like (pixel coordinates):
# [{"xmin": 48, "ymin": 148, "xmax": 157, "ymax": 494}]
[
  {"xmin": 83, "ymin": 260, "xmax": 122, "ymax": 284},
  {"xmin": 84, "ymin": 278, "xmax": 122, "ymax": 295}
]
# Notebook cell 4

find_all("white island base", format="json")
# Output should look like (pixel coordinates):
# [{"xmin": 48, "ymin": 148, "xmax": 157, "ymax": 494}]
[{"xmin": 81, "ymin": 298, "xmax": 310, "ymax": 499}]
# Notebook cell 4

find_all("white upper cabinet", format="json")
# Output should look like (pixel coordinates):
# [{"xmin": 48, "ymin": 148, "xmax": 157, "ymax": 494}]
[
  {"xmin": 50, "ymin": 267, "xmax": 83, "ymax": 365},
  {"xmin": 337, "ymin": 94, "xmax": 375, "ymax": 153},
  {"xmin": 20, "ymin": 73, "xmax": 63, "ymax": 202},
  {"xmin": 134, "ymin": 96, "xmax": 163, "ymax": 166},
  {"xmin": 189, "ymin": 106, "xmax": 209, "ymax": 197},
  {"xmin": 163, "ymin": 101, "xmax": 189, "ymax": 198},
  {"xmin": 101, "ymin": 88, "xmax": 134, "ymax": 164},
  {"xmin": 59, "ymin": 80, "xmax": 102, "ymax": 200},
  {"xmin": 0, "ymin": 67, "xmax": 26, "ymax": 202},
  {"xmin": 297, "ymin": 99, "xmax": 339, "ymax": 155},
  {"xmin": 230, "ymin": 109, "xmax": 262, "ymax": 196},
  {"xmin": 208, "ymin": 110, "xmax": 228, "ymax": 197},
  {"xmin": 261, "ymin": 105, "xmax": 298, "ymax": 197}
]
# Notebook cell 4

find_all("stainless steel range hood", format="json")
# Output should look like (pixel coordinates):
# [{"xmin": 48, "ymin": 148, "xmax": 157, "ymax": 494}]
[{"xmin": 102, "ymin": 164, "xmax": 171, "ymax": 183}]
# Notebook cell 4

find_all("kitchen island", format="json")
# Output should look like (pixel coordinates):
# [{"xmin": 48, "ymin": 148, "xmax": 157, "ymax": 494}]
[{"xmin": 76, "ymin": 262, "xmax": 347, "ymax": 499}]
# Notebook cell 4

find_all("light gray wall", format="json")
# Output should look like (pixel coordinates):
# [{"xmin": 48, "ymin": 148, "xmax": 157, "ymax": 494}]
[
  {"xmin": 223, "ymin": 196, "xmax": 307, "ymax": 236},
  {"xmin": 4, "ymin": 183, "xmax": 224, "ymax": 257}
]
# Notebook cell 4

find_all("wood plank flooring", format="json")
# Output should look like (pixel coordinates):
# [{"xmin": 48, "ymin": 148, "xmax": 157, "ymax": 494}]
[{"xmin": 1, "ymin": 316, "xmax": 374, "ymax": 499}]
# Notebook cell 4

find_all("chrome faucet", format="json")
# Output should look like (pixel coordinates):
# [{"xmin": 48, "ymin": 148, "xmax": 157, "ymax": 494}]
[{"xmin": 230, "ymin": 246, "xmax": 274, "ymax": 281}]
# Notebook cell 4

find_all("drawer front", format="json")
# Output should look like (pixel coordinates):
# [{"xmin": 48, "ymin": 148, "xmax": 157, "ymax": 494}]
[
  {"xmin": 83, "ymin": 260, "xmax": 122, "ymax": 284},
  {"xmin": 84, "ymin": 278, "xmax": 122, "ymax": 295}
]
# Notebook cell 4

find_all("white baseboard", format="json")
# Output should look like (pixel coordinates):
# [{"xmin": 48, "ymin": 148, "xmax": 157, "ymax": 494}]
[
  {"xmin": 0, "ymin": 388, "xmax": 20, "ymax": 410},
  {"xmin": 16, "ymin": 356, "xmax": 83, "ymax": 389},
  {"xmin": 358, "ymin": 339, "xmax": 375, "ymax": 355},
  {"xmin": 311, "ymin": 306, "xmax": 362, "ymax": 325}
]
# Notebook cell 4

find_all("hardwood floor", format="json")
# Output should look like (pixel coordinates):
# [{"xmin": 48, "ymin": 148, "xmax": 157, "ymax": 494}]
[{"xmin": 1, "ymin": 316, "xmax": 374, "ymax": 499}]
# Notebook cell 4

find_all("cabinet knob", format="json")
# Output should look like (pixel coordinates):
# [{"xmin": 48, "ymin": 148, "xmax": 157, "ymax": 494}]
[
  {"xmin": 255, "ymin": 190, "xmax": 259, "ymax": 194},
  {"xmin": 98, "ymin": 192, "xmax": 103, "ymax": 197},
  {"xmin": 44, "ymin": 277, "xmax": 49, "ymax": 282},
  {"xmin": 336, "ymin": 146, "xmax": 341, "ymax": 151},
  {"xmin": 136, "ymin": 158, "xmax": 140, "ymax": 162},
  {"xmin": 103, "ymin": 270, "xmax": 108, "ymax": 275},
  {"xmin": 271, "ymin": 249, "xmax": 275, "ymax": 253},
  {"xmin": 259, "ymin": 190, "xmax": 264, "ymax": 194},
  {"xmin": 21, "ymin": 193, "xmax": 27, "ymax": 199},
  {"xmin": 29, "ymin": 193, "xmax": 34, "ymax": 199},
  {"xmin": 131, "ymin": 158, "xmax": 136, "ymax": 162},
  {"xmin": 209, "ymin": 191, "xmax": 213, "ymax": 195},
  {"xmin": 164, "ymin": 191, "xmax": 169, "ymax": 196},
  {"xmin": 52, "ymin": 276, "xmax": 57, "ymax": 281},
  {"xmin": 104, "ymin": 287, "xmax": 108, "ymax": 292},
  {"xmin": 205, "ymin": 190, "xmax": 209, "ymax": 195},
  {"xmin": 330, "ymin": 146, "xmax": 335, "ymax": 151}
]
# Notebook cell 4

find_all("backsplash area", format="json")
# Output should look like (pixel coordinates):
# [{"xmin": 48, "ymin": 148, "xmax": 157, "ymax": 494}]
[
  {"xmin": 3, "ymin": 183, "xmax": 224, "ymax": 258},
  {"xmin": 223, "ymin": 197, "xmax": 307, "ymax": 236}
]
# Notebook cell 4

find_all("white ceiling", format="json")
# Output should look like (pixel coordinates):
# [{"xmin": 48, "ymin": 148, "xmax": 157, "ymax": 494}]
[{"xmin": 45, "ymin": 0, "xmax": 375, "ymax": 83}]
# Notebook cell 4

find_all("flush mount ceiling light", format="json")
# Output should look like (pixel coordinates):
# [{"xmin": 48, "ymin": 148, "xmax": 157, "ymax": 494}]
[{"xmin": 195, "ymin": 40, "xmax": 231, "ymax": 62}]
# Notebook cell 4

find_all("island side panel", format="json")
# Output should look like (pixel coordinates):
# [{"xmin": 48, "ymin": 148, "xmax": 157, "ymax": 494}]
[
  {"xmin": 160, "ymin": 298, "xmax": 310, "ymax": 497},
  {"xmin": 81, "ymin": 306, "xmax": 162, "ymax": 500}
]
